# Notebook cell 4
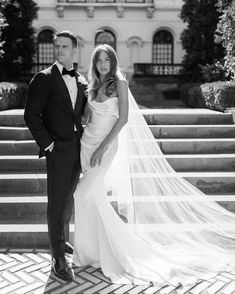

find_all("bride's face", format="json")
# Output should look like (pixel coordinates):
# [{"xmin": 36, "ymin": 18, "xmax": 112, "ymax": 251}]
[{"xmin": 96, "ymin": 51, "xmax": 111, "ymax": 78}]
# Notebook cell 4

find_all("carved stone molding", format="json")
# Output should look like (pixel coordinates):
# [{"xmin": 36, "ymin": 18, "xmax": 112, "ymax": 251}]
[
  {"xmin": 57, "ymin": 6, "xmax": 64, "ymax": 18},
  {"xmin": 126, "ymin": 36, "xmax": 144, "ymax": 48},
  {"xmin": 86, "ymin": 6, "xmax": 95, "ymax": 18},
  {"xmin": 147, "ymin": 7, "xmax": 154, "ymax": 18},
  {"xmin": 116, "ymin": 6, "xmax": 124, "ymax": 18}
]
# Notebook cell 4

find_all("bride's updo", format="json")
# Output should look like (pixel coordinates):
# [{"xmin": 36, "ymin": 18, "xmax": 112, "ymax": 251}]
[{"xmin": 87, "ymin": 44, "xmax": 125, "ymax": 100}]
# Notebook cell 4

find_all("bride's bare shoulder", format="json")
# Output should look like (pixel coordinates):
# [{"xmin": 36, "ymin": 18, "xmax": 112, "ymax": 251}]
[{"xmin": 117, "ymin": 77, "xmax": 128, "ymax": 89}]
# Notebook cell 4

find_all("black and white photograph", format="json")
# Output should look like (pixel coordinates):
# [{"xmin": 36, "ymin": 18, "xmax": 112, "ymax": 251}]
[{"xmin": 0, "ymin": 0, "xmax": 235, "ymax": 293}]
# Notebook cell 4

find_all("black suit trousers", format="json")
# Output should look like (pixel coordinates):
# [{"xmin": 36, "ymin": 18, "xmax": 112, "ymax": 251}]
[{"xmin": 46, "ymin": 132, "xmax": 81, "ymax": 258}]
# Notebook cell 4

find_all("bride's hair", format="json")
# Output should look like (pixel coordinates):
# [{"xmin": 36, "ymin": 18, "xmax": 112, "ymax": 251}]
[{"xmin": 87, "ymin": 44, "xmax": 125, "ymax": 100}]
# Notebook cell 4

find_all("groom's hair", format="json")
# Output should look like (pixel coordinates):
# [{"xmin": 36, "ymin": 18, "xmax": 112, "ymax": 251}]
[{"xmin": 53, "ymin": 30, "xmax": 78, "ymax": 48}]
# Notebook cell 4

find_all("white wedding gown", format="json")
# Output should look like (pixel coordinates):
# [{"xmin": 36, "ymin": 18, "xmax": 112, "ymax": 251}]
[{"xmin": 73, "ymin": 94, "xmax": 235, "ymax": 287}]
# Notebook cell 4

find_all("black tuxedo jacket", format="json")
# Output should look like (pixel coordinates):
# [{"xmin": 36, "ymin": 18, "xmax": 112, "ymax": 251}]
[{"xmin": 24, "ymin": 63, "xmax": 87, "ymax": 158}]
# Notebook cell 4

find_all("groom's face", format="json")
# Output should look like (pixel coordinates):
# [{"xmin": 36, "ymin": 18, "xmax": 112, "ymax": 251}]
[{"xmin": 53, "ymin": 36, "xmax": 76, "ymax": 68}]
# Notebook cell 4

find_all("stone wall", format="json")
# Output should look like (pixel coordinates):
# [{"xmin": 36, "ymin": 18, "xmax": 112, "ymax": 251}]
[{"xmin": 34, "ymin": 0, "xmax": 186, "ymax": 75}]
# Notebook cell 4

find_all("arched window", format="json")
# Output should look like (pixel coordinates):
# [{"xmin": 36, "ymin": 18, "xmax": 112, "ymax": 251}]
[
  {"xmin": 152, "ymin": 30, "xmax": 173, "ymax": 64},
  {"xmin": 37, "ymin": 29, "xmax": 54, "ymax": 67},
  {"xmin": 95, "ymin": 30, "xmax": 116, "ymax": 51}
]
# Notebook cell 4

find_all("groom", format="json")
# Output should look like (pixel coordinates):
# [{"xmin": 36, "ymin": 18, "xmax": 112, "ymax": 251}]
[{"xmin": 24, "ymin": 30, "xmax": 87, "ymax": 281}]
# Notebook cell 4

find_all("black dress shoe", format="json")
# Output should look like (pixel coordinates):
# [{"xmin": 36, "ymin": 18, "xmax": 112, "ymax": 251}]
[
  {"xmin": 52, "ymin": 256, "xmax": 74, "ymax": 281},
  {"xmin": 65, "ymin": 242, "xmax": 74, "ymax": 254}
]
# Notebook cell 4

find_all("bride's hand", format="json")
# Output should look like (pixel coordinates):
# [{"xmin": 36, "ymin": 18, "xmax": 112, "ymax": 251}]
[{"xmin": 90, "ymin": 145, "xmax": 109, "ymax": 167}]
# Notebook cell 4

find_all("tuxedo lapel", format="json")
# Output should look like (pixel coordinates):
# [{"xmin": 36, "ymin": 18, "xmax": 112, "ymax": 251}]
[{"xmin": 52, "ymin": 64, "xmax": 74, "ymax": 113}]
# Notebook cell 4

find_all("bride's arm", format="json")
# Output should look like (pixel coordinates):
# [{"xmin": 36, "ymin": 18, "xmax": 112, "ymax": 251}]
[
  {"xmin": 81, "ymin": 103, "xmax": 90, "ymax": 125},
  {"xmin": 90, "ymin": 79, "xmax": 129, "ymax": 167}
]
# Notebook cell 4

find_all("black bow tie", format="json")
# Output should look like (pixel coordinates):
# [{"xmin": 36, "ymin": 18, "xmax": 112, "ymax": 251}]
[{"xmin": 62, "ymin": 67, "xmax": 76, "ymax": 77}]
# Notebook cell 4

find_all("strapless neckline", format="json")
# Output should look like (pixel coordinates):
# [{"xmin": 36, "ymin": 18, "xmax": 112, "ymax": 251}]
[{"xmin": 91, "ymin": 97, "xmax": 118, "ymax": 104}]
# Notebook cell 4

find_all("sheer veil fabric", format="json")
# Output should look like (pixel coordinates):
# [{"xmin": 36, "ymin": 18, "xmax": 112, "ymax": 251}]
[
  {"xmin": 105, "ymin": 90, "xmax": 235, "ymax": 266},
  {"xmin": 73, "ymin": 89, "xmax": 235, "ymax": 287}
]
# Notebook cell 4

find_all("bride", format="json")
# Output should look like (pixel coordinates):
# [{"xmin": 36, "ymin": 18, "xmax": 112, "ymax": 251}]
[{"xmin": 72, "ymin": 44, "xmax": 235, "ymax": 287}]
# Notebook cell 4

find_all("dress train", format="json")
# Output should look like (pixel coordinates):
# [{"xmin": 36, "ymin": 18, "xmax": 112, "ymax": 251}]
[{"xmin": 73, "ymin": 95, "xmax": 235, "ymax": 287}]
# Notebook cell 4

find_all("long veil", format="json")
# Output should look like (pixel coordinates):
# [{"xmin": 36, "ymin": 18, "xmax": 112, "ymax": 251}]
[{"xmin": 105, "ymin": 89, "xmax": 235, "ymax": 266}]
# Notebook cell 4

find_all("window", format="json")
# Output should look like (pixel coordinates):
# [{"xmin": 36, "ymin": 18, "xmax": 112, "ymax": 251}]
[
  {"xmin": 95, "ymin": 30, "xmax": 116, "ymax": 51},
  {"xmin": 153, "ymin": 30, "xmax": 173, "ymax": 64},
  {"xmin": 37, "ymin": 29, "xmax": 54, "ymax": 65}
]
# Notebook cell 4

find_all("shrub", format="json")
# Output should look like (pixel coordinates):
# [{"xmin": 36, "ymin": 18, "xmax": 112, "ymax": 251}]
[
  {"xmin": 0, "ymin": 0, "xmax": 38, "ymax": 81},
  {"xmin": 201, "ymin": 81, "xmax": 235, "ymax": 111},
  {"xmin": 0, "ymin": 1, "xmax": 8, "ymax": 59},
  {"xmin": 181, "ymin": 81, "xmax": 235, "ymax": 112},
  {"xmin": 201, "ymin": 61, "xmax": 226, "ymax": 83},
  {"xmin": 216, "ymin": 0, "xmax": 235, "ymax": 80},
  {"xmin": 180, "ymin": 0, "xmax": 225, "ymax": 82},
  {"xmin": 180, "ymin": 83, "xmax": 203, "ymax": 107},
  {"xmin": 0, "ymin": 82, "xmax": 28, "ymax": 111}
]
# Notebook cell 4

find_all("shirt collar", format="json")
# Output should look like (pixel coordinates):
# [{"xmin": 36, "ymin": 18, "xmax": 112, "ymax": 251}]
[{"xmin": 55, "ymin": 61, "xmax": 74, "ymax": 75}]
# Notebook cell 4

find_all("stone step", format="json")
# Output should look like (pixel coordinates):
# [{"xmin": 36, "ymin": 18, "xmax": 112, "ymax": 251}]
[
  {"xmin": 0, "ymin": 195, "xmax": 75, "ymax": 224},
  {"xmin": 167, "ymin": 154, "xmax": 235, "ymax": 171},
  {"xmin": 0, "ymin": 141, "xmax": 38, "ymax": 155},
  {"xmin": 0, "ymin": 195, "xmax": 234, "ymax": 225},
  {"xmin": 131, "ymin": 154, "xmax": 235, "ymax": 172},
  {"xmin": 1, "ymin": 138, "xmax": 235, "ymax": 156},
  {"xmin": 0, "ymin": 174, "xmax": 47, "ymax": 194},
  {"xmin": 0, "ymin": 109, "xmax": 26, "ymax": 126},
  {"xmin": 149, "ymin": 125, "xmax": 235, "ymax": 138},
  {"xmin": 1, "ymin": 124, "xmax": 235, "ymax": 141},
  {"xmin": 0, "ymin": 224, "xmax": 69, "ymax": 248},
  {"xmin": 129, "ymin": 172, "xmax": 235, "ymax": 195},
  {"xmin": 160, "ymin": 138, "xmax": 235, "ymax": 154},
  {"xmin": 0, "ymin": 197, "xmax": 48, "ymax": 224},
  {"xmin": 1, "ymin": 154, "xmax": 235, "ymax": 172},
  {"xmin": 0, "ymin": 127, "xmax": 32, "ymax": 140},
  {"xmin": 142, "ymin": 109, "xmax": 234, "ymax": 125},
  {"xmin": 132, "ymin": 138, "xmax": 235, "ymax": 154},
  {"xmin": 0, "ymin": 156, "xmax": 45, "ymax": 172},
  {"xmin": 1, "ymin": 172, "xmax": 235, "ymax": 195},
  {"xmin": 1, "ymin": 209, "xmax": 235, "ymax": 247},
  {"xmin": 0, "ymin": 109, "xmax": 233, "ymax": 127}
]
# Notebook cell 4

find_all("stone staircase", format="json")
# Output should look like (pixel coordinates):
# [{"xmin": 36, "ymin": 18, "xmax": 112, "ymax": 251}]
[{"xmin": 0, "ymin": 108, "xmax": 235, "ymax": 248}]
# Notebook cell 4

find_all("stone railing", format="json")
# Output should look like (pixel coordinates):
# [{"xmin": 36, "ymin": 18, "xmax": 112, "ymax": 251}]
[{"xmin": 134, "ymin": 63, "xmax": 183, "ymax": 76}]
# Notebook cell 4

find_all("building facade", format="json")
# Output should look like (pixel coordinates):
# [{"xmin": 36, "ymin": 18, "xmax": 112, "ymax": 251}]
[{"xmin": 34, "ymin": 0, "xmax": 186, "ymax": 77}]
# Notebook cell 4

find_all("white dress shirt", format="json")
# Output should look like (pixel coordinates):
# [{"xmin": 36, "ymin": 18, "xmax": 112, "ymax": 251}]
[{"xmin": 55, "ymin": 61, "xmax": 78, "ymax": 109}]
